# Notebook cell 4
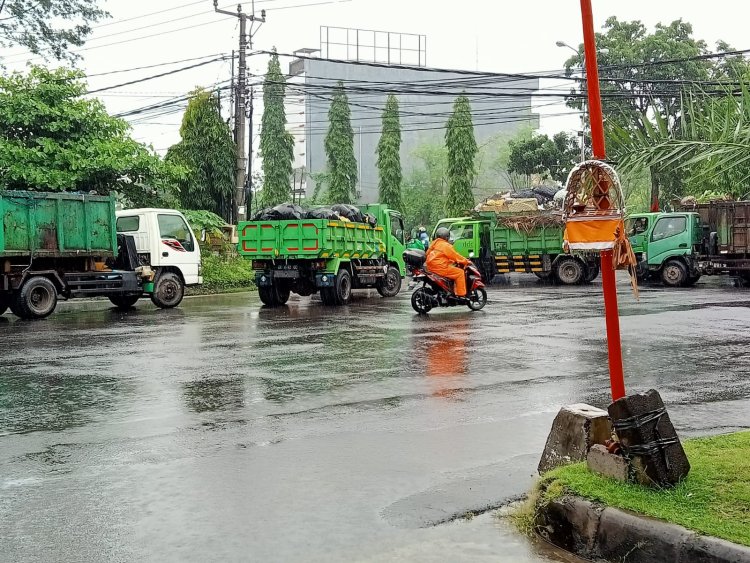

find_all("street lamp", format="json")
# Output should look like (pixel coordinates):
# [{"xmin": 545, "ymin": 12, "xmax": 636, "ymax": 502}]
[{"xmin": 556, "ymin": 41, "xmax": 608, "ymax": 161}]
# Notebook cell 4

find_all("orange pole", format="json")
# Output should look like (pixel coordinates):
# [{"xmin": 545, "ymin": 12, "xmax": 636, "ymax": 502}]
[
  {"xmin": 580, "ymin": 0, "xmax": 626, "ymax": 400},
  {"xmin": 580, "ymin": 0, "xmax": 606, "ymax": 160}
]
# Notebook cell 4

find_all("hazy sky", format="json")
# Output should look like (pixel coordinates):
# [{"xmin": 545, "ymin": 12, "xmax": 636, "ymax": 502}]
[{"xmin": 5, "ymin": 0, "xmax": 749, "ymax": 153}]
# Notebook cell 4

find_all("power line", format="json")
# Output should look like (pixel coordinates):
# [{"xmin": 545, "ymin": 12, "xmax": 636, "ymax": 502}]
[{"xmin": 85, "ymin": 53, "xmax": 228, "ymax": 78}]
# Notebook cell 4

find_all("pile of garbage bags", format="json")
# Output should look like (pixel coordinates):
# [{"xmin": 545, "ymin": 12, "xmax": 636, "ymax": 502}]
[{"xmin": 251, "ymin": 203, "xmax": 377, "ymax": 227}]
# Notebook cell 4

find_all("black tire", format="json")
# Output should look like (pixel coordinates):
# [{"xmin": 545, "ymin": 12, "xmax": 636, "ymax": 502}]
[
  {"xmin": 335, "ymin": 268, "xmax": 352, "ymax": 305},
  {"xmin": 0, "ymin": 293, "xmax": 9, "ymax": 316},
  {"xmin": 109, "ymin": 294, "xmax": 141, "ymax": 310},
  {"xmin": 376, "ymin": 265, "xmax": 402, "ymax": 297},
  {"xmin": 585, "ymin": 262, "xmax": 600, "ymax": 282},
  {"xmin": 554, "ymin": 257, "xmax": 585, "ymax": 285},
  {"xmin": 533, "ymin": 271, "xmax": 552, "ymax": 281},
  {"xmin": 13, "ymin": 276, "xmax": 58, "ymax": 319},
  {"xmin": 661, "ymin": 260, "xmax": 687, "ymax": 287},
  {"xmin": 467, "ymin": 287, "xmax": 487, "ymax": 311},
  {"xmin": 151, "ymin": 272, "xmax": 184, "ymax": 308},
  {"xmin": 685, "ymin": 273, "xmax": 701, "ymax": 287},
  {"xmin": 258, "ymin": 284, "xmax": 290, "ymax": 307},
  {"xmin": 411, "ymin": 287, "xmax": 433, "ymax": 314}
]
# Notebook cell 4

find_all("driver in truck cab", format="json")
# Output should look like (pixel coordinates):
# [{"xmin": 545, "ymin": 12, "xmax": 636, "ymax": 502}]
[{"xmin": 426, "ymin": 227, "xmax": 472, "ymax": 297}]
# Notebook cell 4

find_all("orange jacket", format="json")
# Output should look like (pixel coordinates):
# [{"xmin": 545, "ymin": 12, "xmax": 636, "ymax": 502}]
[{"xmin": 426, "ymin": 238, "xmax": 470, "ymax": 271}]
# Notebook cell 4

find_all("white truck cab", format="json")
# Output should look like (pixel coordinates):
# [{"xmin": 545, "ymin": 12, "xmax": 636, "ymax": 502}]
[{"xmin": 115, "ymin": 209, "xmax": 202, "ymax": 307}]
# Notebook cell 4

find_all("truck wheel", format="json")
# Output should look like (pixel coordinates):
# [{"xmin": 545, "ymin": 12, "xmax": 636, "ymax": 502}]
[
  {"xmin": 334, "ymin": 268, "xmax": 352, "ymax": 305},
  {"xmin": 685, "ymin": 273, "xmax": 701, "ymax": 287},
  {"xmin": 151, "ymin": 272, "xmax": 184, "ymax": 308},
  {"xmin": 109, "ymin": 295, "xmax": 141, "ymax": 310},
  {"xmin": 376, "ymin": 266, "xmax": 401, "ymax": 297},
  {"xmin": 554, "ymin": 257, "xmax": 584, "ymax": 285},
  {"xmin": 661, "ymin": 260, "xmax": 687, "ymax": 287},
  {"xmin": 258, "ymin": 284, "xmax": 290, "ymax": 307},
  {"xmin": 14, "ymin": 276, "xmax": 58, "ymax": 319},
  {"xmin": 585, "ymin": 262, "xmax": 600, "ymax": 282},
  {"xmin": 0, "ymin": 294, "xmax": 9, "ymax": 315},
  {"xmin": 533, "ymin": 271, "xmax": 552, "ymax": 281}
]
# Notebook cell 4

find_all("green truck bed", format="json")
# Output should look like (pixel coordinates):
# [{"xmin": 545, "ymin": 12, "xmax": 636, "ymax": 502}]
[
  {"xmin": 0, "ymin": 191, "xmax": 117, "ymax": 257},
  {"xmin": 238, "ymin": 218, "xmax": 387, "ymax": 260}
]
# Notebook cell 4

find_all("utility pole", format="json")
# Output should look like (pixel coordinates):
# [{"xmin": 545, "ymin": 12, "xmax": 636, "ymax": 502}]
[{"xmin": 214, "ymin": 1, "xmax": 265, "ymax": 223}]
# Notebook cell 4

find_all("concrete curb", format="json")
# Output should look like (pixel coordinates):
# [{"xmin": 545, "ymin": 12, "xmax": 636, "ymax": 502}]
[
  {"xmin": 51, "ymin": 290, "xmax": 256, "ymax": 315},
  {"xmin": 537, "ymin": 495, "xmax": 750, "ymax": 563}
]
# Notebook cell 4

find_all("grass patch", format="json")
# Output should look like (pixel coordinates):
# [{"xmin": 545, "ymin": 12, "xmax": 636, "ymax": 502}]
[
  {"xmin": 545, "ymin": 431, "xmax": 750, "ymax": 547},
  {"xmin": 193, "ymin": 253, "xmax": 256, "ymax": 294}
]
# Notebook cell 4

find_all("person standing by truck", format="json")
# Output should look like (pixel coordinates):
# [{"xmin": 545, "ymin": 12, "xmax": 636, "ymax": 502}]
[
  {"xmin": 426, "ymin": 227, "xmax": 472, "ymax": 297},
  {"xmin": 418, "ymin": 227, "xmax": 430, "ymax": 250}
]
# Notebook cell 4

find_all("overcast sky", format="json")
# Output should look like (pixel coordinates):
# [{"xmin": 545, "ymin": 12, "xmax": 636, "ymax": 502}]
[{"xmin": 5, "ymin": 0, "xmax": 750, "ymax": 154}]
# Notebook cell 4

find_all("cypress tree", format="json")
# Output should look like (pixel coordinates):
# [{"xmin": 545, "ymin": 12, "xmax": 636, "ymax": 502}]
[
  {"xmin": 324, "ymin": 82, "xmax": 358, "ymax": 203},
  {"xmin": 376, "ymin": 94, "xmax": 403, "ymax": 210},
  {"xmin": 445, "ymin": 95, "xmax": 477, "ymax": 216}
]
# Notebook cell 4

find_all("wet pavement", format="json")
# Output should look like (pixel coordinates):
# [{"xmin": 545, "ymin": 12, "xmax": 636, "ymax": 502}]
[{"xmin": 0, "ymin": 275, "xmax": 748, "ymax": 562}]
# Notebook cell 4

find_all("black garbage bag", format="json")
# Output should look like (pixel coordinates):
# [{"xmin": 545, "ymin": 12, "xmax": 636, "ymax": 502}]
[
  {"xmin": 363, "ymin": 213, "xmax": 377, "ymax": 227},
  {"xmin": 331, "ymin": 204, "xmax": 365, "ymax": 223},
  {"xmin": 512, "ymin": 189, "xmax": 536, "ymax": 199},
  {"xmin": 251, "ymin": 207, "xmax": 273, "ymax": 220},
  {"xmin": 271, "ymin": 203, "xmax": 305, "ymax": 220},
  {"xmin": 305, "ymin": 207, "xmax": 340, "ymax": 220},
  {"xmin": 533, "ymin": 185, "xmax": 559, "ymax": 200}
]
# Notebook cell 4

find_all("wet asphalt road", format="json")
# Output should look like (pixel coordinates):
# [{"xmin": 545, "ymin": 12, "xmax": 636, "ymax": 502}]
[{"xmin": 0, "ymin": 275, "xmax": 748, "ymax": 562}]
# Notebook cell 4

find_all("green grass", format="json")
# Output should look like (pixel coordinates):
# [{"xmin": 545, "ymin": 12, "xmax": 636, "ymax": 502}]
[
  {"xmin": 194, "ymin": 253, "xmax": 256, "ymax": 294},
  {"xmin": 544, "ymin": 431, "xmax": 750, "ymax": 547}
]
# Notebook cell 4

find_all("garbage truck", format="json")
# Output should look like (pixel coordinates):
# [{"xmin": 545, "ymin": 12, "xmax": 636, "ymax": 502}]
[
  {"xmin": 0, "ymin": 191, "xmax": 202, "ymax": 319},
  {"xmin": 433, "ymin": 211, "xmax": 599, "ymax": 285},
  {"xmin": 627, "ymin": 199, "xmax": 750, "ymax": 287},
  {"xmin": 237, "ymin": 203, "xmax": 406, "ymax": 306}
]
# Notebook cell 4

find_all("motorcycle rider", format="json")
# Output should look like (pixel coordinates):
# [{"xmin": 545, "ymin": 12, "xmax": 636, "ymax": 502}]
[
  {"xmin": 418, "ymin": 226, "xmax": 430, "ymax": 250},
  {"xmin": 426, "ymin": 227, "xmax": 471, "ymax": 298}
]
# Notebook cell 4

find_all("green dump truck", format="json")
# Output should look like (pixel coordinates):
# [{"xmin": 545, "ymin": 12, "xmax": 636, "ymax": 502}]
[
  {"xmin": 433, "ymin": 212, "xmax": 599, "ymax": 285},
  {"xmin": 0, "ymin": 191, "xmax": 202, "ymax": 319},
  {"xmin": 627, "ymin": 200, "xmax": 750, "ymax": 287},
  {"xmin": 238, "ymin": 204, "xmax": 406, "ymax": 306}
]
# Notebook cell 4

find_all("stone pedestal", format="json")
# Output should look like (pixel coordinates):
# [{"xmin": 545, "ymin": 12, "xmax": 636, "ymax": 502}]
[
  {"xmin": 538, "ymin": 404, "xmax": 613, "ymax": 474},
  {"xmin": 587, "ymin": 444, "xmax": 629, "ymax": 482}
]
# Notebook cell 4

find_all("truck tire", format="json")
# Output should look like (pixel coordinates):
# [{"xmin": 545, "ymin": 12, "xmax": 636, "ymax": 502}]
[
  {"xmin": 376, "ymin": 265, "xmax": 401, "ymax": 297},
  {"xmin": 0, "ymin": 294, "xmax": 9, "ymax": 315},
  {"xmin": 322, "ymin": 268, "xmax": 352, "ymax": 306},
  {"xmin": 585, "ymin": 262, "xmax": 600, "ymax": 282},
  {"xmin": 109, "ymin": 295, "xmax": 141, "ymax": 310},
  {"xmin": 13, "ymin": 276, "xmax": 58, "ymax": 319},
  {"xmin": 661, "ymin": 260, "xmax": 687, "ymax": 287},
  {"xmin": 554, "ymin": 257, "xmax": 584, "ymax": 285},
  {"xmin": 258, "ymin": 284, "xmax": 290, "ymax": 307},
  {"xmin": 533, "ymin": 271, "xmax": 552, "ymax": 281},
  {"xmin": 685, "ymin": 273, "xmax": 701, "ymax": 287},
  {"xmin": 151, "ymin": 272, "xmax": 184, "ymax": 309}
]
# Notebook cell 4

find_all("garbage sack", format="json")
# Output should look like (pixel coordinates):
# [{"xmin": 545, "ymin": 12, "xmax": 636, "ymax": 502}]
[
  {"xmin": 251, "ymin": 207, "xmax": 273, "ymax": 221},
  {"xmin": 532, "ymin": 186, "xmax": 559, "ymax": 201},
  {"xmin": 305, "ymin": 207, "xmax": 340, "ymax": 220},
  {"xmin": 331, "ymin": 204, "xmax": 365, "ymax": 223},
  {"xmin": 363, "ymin": 213, "xmax": 377, "ymax": 227},
  {"xmin": 270, "ymin": 203, "xmax": 305, "ymax": 220}
]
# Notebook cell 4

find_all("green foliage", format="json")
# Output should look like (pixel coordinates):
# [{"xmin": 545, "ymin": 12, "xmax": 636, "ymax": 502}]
[
  {"xmin": 376, "ymin": 94, "xmax": 403, "ymax": 211},
  {"xmin": 198, "ymin": 253, "xmax": 255, "ymax": 293},
  {"xmin": 613, "ymin": 84, "xmax": 750, "ymax": 200},
  {"xmin": 507, "ymin": 132, "xmax": 579, "ymax": 185},
  {"xmin": 259, "ymin": 51, "xmax": 295, "ymax": 208},
  {"xmin": 546, "ymin": 431, "xmax": 750, "ymax": 547},
  {"xmin": 166, "ymin": 89, "xmax": 235, "ymax": 222},
  {"xmin": 0, "ymin": 0, "xmax": 108, "ymax": 64},
  {"xmin": 445, "ymin": 95, "xmax": 477, "ymax": 216},
  {"xmin": 402, "ymin": 143, "xmax": 448, "ymax": 229},
  {"xmin": 0, "ymin": 66, "xmax": 180, "ymax": 206},
  {"xmin": 181, "ymin": 209, "xmax": 227, "ymax": 237},
  {"xmin": 324, "ymin": 82, "xmax": 358, "ymax": 204}
]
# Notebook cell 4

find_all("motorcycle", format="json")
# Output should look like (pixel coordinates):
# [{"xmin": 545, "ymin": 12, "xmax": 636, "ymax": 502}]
[{"xmin": 403, "ymin": 249, "xmax": 487, "ymax": 314}]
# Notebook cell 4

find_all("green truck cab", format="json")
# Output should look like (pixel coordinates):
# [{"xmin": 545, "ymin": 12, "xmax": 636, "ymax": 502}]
[
  {"xmin": 433, "ymin": 214, "xmax": 599, "ymax": 285},
  {"xmin": 238, "ymin": 204, "xmax": 406, "ymax": 306},
  {"xmin": 627, "ymin": 212, "xmax": 702, "ymax": 287}
]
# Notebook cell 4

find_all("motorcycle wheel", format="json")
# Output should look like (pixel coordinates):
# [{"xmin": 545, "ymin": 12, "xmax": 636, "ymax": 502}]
[
  {"xmin": 411, "ymin": 287, "xmax": 433, "ymax": 314},
  {"xmin": 467, "ymin": 287, "xmax": 487, "ymax": 311}
]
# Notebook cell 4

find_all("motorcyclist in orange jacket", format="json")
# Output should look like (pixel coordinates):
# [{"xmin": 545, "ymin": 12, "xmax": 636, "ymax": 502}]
[{"xmin": 426, "ymin": 227, "xmax": 471, "ymax": 297}]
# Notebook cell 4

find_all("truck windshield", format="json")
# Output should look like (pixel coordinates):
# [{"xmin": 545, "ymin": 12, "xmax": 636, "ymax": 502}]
[
  {"xmin": 450, "ymin": 224, "xmax": 474, "ymax": 242},
  {"xmin": 627, "ymin": 217, "xmax": 648, "ymax": 236},
  {"xmin": 651, "ymin": 216, "xmax": 687, "ymax": 241},
  {"xmin": 390, "ymin": 215, "xmax": 404, "ymax": 243},
  {"xmin": 158, "ymin": 214, "xmax": 195, "ymax": 252}
]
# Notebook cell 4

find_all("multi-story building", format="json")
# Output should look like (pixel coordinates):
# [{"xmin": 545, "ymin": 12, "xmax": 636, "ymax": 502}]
[{"xmin": 286, "ymin": 28, "xmax": 539, "ymax": 203}]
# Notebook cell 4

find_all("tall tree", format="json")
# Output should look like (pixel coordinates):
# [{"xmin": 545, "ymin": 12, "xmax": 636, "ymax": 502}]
[
  {"xmin": 324, "ymin": 82, "xmax": 358, "ymax": 204},
  {"xmin": 259, "ymin": 51, "xmax": 295, "ymax": 208},
  {"xmin": 167, "ymin": 89, "xmax": 235, "ymax": 221},
  {"xmin": 562, "ymin": 17, "xmax": 713, "ymax": 205},
  {"xmin": 0, "ymin": 0, "xmax": 108, "ymax": 64},
  {"xmin": 376, "ymin": 94, "xmax": 403, "ymax": 210},
  {"xmin": 444, "ymin": 95, "xmax": 477, "ymax": 217},
  {"xmin": 506, "ymin": 132, "xmax": 580, "ymax": 185},
  {"xmin": 0, "ymin": 66, "xmax": 179, "ymax": 206}
]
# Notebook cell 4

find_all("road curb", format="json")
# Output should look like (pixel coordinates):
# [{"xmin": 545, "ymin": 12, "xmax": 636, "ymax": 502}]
[
  {"xmin": 53, "ymin": 290, "xmax": 255, "ymax": 314},
  {"xmin": 537, "ymin": 495, "xmax": 750, "ymax": 563}
]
